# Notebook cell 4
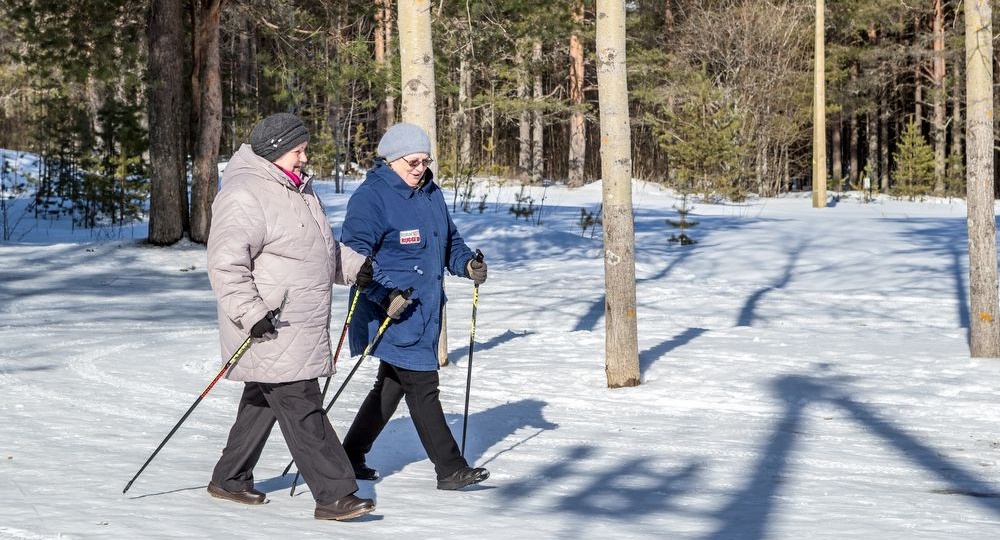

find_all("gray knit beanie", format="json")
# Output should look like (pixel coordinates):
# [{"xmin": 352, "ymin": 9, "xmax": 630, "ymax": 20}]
[
  {"xmin": 249, "ymin": 113, "xmax": 310, "ymax": 162},
  {"xmin": 376, "ymin": 123, "xmax": 431, "ymax": 163}
]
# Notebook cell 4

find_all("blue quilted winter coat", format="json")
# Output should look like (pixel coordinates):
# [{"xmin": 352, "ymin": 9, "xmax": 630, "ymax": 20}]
[{"xmin": 341, "ymin": 160, "xmax": 476, "ymax": 371}]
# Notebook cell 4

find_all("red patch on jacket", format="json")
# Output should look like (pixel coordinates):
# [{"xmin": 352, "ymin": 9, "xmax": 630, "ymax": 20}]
[{"xmin": 400, "ymin": 229, "xmax": 421, "ymax": 245}]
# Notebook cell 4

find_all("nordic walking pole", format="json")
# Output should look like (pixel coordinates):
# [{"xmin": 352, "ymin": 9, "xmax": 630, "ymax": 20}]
[
  {"xmin": 285, "ymin": 314, "xmax": 393, "ymax": 494},
  {"xmin": 281, "ymin": 309, "xmax": 393, "ymax": 476},
  {"xmin": 123, "ymin": 306, "xmax": 281, "ymax": 494},
  {"xmin": 461, "ymin": 250, "xmax": 484, "ymax": 456},
  {"xmin": 285, "ymin": 289, "xmax": 410, "ymax": 493},
  {"xmin": 318, "ymin": 287, "xmax": 363, "ymax": 402},
  {"xmin": 282, "ymin": 288, "xmax": 370, "ymax": 492}
]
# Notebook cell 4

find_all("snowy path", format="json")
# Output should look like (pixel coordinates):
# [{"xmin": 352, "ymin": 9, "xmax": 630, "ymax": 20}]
[{"xmin": 2, "ymin": 185, "xmax": 1000, "ymax": 539}]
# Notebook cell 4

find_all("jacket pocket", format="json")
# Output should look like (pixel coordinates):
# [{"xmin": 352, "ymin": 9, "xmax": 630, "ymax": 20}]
[{"xmin": 384, "ymin": 300, "xmax": 428, "ymax": 347}]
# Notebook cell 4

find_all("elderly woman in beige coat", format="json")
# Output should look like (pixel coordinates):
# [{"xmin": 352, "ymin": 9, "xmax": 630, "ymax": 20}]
[{"xmin": 206, "ymin": 112, "xmax": 375, "ymax": 521}]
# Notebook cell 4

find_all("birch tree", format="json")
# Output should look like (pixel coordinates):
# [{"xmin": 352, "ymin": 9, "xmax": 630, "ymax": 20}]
[
  {"xmin": 812, "ymin": 0, "xmax": 826, "ymax": 208},
  {"xmin": 965, "ymin": 0, "xmax": 999, "ymax": 357},
  {"xmin": 375, "ymin": 0, "xmax": 395, "ymax": 134},
  {"xmin": 596, "ymin": 0, "xmax": 639, "ymax": 388}
]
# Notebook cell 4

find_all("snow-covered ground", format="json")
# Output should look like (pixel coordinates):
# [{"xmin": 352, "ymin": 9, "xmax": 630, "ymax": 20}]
[{"xmin": 2, "ymin": 160, "xmax": 1000, "ymax": 539}]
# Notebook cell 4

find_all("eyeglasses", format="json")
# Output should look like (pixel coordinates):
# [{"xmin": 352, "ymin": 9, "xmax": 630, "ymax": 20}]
[{"xmin": 400, "ymin": 157, "xmax": 433, "ymax": 169}]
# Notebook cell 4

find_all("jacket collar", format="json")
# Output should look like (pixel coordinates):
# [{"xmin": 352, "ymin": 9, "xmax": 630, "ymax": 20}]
[
  {"xmin": 228, "ymin": 144, "xmax": 311, "ymax": 192},
  {"xmin": 372, "ymin": 158, "xmax": 436, "ymax": 199}
]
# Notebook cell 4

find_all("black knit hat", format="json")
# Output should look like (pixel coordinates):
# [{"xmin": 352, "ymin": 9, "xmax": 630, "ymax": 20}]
[{"xmin": 248, "ymin": 113, "xmax": 310, "ymax": 162}]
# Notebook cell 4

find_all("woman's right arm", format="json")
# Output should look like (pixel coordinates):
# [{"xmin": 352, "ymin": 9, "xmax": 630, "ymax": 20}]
[{"xmin": 207, "ymin": 186, "xmax": 270, "ymax": 330}]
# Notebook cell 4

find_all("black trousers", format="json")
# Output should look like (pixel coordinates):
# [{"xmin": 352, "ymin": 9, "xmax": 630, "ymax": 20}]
[
  {"xmin": 211, "ymin": 379, "xmax": 357, "ymax": 506},
  {"xmin": 343, "ymin": 361, "xmax": 468, "ymax": 479}
]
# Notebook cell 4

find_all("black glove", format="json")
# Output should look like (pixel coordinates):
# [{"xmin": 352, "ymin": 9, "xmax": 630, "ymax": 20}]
[
  {"xmin": 250, "ymin": 309, "xmax": 279, "ymax": 338},
  {"xmin": 380, "ymin": 288, "xmax": 413, "ymax": 320},
  {"xmin": 466, "ymin": 254, "xmax": 487, "ymax": 285},
  {"xmin": 356, "ymin": 256, "xmax": 374, "ymax": 288}
]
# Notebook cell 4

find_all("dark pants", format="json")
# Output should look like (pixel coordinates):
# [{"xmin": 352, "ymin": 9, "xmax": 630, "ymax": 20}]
[
  {"xmin": 211, "ymin": 379, "xmax": 357, "ymax": 506},
  {"xmin": 343, "ymin": 361, "xmax": 467, "ymax": 479}
]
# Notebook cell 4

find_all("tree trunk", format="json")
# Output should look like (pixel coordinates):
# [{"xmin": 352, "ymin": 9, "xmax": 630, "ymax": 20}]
[
  {"xmin": 965, "ymin": 0, "xmax": 999, "ymax": 357},
  {"xmin": 831, "ymin": 117, "xmax": 842, "ymax": 183},
  {"xmin": 932, "ymin": 0, "xmax": 947, "ymax": 195},
  {"xmin": 664, "ymin": 0, "xmax": 674, "ymax": 35},
  {"xmin": 951, "ymin": 54, "xmax": 963, "ymax": 188},
  {"xmin": 146, "ymin": 0, "xmax": 188, "ymax": 245},
  {"xmin": 812, "ymin": 0, "xmax": 826, "ymax": 207},
  {"xmin": 866, "ymin": 22, "xmax": 879, "ymax": 189},
  {"xmin": 567, "ymin": 0, "xmax": 586, "ymax": 187},
  {"xmin": 914, "ymin": 15, "xmax": 923, "ymax": 127},
  {"xmin": 596, "ymin": 0, "xmax": 639, "ymax": 389},
  {"xmin": 866, "ymin": 109, "xmax": 877, "ymax": 187},
  {"xmin": 516, "ymin": 46, "xmax": 531, "ymax": 176},
  {"xmin": 190, "ymin": 0, "xmax": 225, "ymax": 245},
  {"xmin": 531, "ymin": 40, "xmax": 544, "ymax": 184},
  {"xmin": 398, "ymin": 0, "xmax": 445, "ymax": 365},
  {"xmin": 457, "ymin": 53, "xmax": 472, "ymax": 171},
  {"xmin": 376, "ymin": 0, "xmax": 395, "ymax": 134},
  {"xmin": 848, "ymin": 106, "xmax": 859, "ymax": 188},
  {"xmin": 880, "ymin": 95, "xmax": 889, "ymax": 192}
]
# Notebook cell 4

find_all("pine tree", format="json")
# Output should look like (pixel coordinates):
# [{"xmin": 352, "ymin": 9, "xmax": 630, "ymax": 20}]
[
  {"xmin": 892, "ymin": 119, "xmax": 935, "ymax": 200},
  {"xmin": 653, "ymin": 68, "xmax": 748, "ymax": 202}
]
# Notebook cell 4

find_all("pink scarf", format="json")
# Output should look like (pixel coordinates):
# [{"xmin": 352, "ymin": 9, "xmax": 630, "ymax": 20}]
[{"xmin": 278, "ymin": 166, "xmax": 302, "ymax": 187}]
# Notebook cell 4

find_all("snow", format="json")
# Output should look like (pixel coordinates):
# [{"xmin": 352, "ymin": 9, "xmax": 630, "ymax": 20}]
[{"xmin": 2, "ymin": 158, "xmax": 1000, "ymax": 539}]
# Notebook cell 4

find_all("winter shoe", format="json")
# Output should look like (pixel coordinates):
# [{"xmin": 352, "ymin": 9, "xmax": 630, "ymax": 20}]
[
  {"xmin": 353, "ymin": 464, "xmax": 380, "ymax": 481},
  {"xmin": 436, "ymin": 466, "xmax": 489, "ymax": 490},
  {"xmin": 207, "ymin": 481, "xmax": 267, "ymax": 505},
  {"xmin": 314, "ymin": 494, "xmax": 376, "ymax": 521}
]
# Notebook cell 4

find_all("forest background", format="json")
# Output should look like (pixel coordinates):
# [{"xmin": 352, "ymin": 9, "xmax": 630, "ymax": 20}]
[{"xmin": 0, "ymin": 0, "xmax": 984, "ymax": 246}]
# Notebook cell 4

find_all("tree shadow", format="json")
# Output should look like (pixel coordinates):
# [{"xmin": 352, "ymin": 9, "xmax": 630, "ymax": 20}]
[
  {"xmin": 735, "ymin": 239, "xmax": 808, "ymax": 327},
  {"xmin": 639, "ymin": 327, "xmax": 707, "ymax": 376},
  {"xmin": 277, "ymin": 398, "xmax": 557, "ymax": 487},
  {"xmin": 478, "ymin": 373, "xmax": 1000, "ymax": 539},
  {"xmin": 0, "ymin": 364, "xmax": 58, "ymax": 374},
  {"xmin": 572, "ymin": 294, "xmax": 605, "ymax": 332},
  {"xmin": 498, "ymin": 444, "xmax": 707, "ymax": 538},
  {"xmin": 890, "ymin": 217, "xmax": 970, "ymax": 333},
  {"xmin": 706, "ymin": 374, "xmax": 1000, "ymax": 540},
  {"xmin": 447, "ymin": 329, "xmax": 536, "ymax": 366}
]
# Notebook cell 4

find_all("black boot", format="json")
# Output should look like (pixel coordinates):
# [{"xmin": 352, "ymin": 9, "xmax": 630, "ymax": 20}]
[
  {"xmin": 436, "ymin": 466, "xmax": 489, "ymax": 490},
  {"xmin": 353, "ymin": 464, "xmax": 380, "ymax": 481},
  {"xmin": 314, "ymin": 494, "xmax": 375, "ymax": 521},
  {"xmin": 207, "ymin": 481, "xmax": 268, "ymax": 505}
]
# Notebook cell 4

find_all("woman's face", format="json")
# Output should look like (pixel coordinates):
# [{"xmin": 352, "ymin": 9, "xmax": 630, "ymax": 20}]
[
  {"xmin": 389, "ymin": 153, "xmax": 432, "ymax": 187},
  {"xmin": 273, "ymin": 142, "xmax": 308, "ymax": 175}
]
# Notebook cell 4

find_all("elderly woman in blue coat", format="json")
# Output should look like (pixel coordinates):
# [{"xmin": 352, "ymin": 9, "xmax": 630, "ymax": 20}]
[{"xmin": 340, "ymin": 123, "xmax": 489, "ymax": 491}]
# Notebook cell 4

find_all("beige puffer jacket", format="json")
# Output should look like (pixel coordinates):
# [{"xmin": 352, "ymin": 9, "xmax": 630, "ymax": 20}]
[{"xmin": 207, "ymin": 144, "xmax": 366, "ymax": 383}]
